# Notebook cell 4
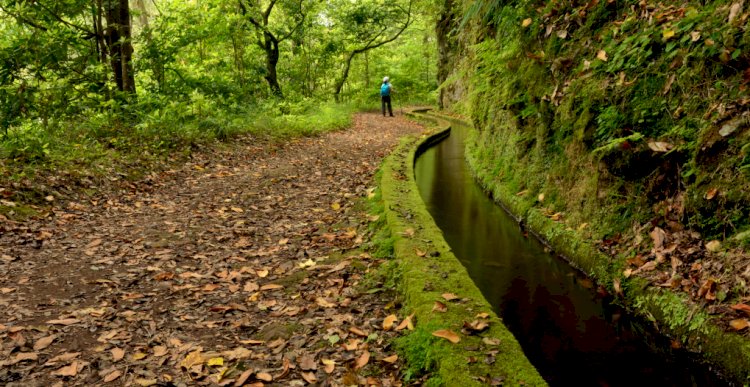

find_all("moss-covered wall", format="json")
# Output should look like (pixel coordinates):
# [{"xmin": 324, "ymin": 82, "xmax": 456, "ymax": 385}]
[{"xmin": 435, "ymin": 0, "xmax": 750, "ymax": 383}]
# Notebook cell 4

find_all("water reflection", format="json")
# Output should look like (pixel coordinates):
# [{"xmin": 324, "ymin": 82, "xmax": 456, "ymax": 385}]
[{"xmin": 414, "ymin": 124, "xmax": 726, "ymax": 386}]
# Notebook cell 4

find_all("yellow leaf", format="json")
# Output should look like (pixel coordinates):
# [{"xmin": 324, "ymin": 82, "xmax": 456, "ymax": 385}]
[
  {"xmin": 596, "ymin": 50, "xmax": 608, "ymax": 61},
  {"xmin": 207, "ymin": 357, "xmax": 224, "ymax": 366},
  {"xmin": 729, "ymin": 319, "xmax": 749, "ymax": 331},
  {"xmin": 521, "ymin": 18, "xmax": 532, "ymax": 27},
  {"xmin": 382, "ymin": 314, "xmax": 398, "ymax": 331},
  {"xmin": 432, "ymin": 329, "xmax": 461, "ymax": 343},
  {"xmin": 322, "ymin": 359, "xmax": 336, "ymax": 374},
  {"xmin": 180, "ymin": 350, "xmax": 205, "ymax": 369},
  {"xmin": 131, "ymin": 352, "xmax": 148, "ymax": 361},
  {"xmin": 662, "ymin": 29, "xmax": 675, "ymax": 40},
  {"xmin": 382, "ymin": 354, "xmax": 399, "ymax": 363},
  {"xmin": 331, "ymin": 202, "xmax": 341, "ymax": 211},
  {"xmin": 538, "ymin": 193, "xmax": 545, "ymax": 202},
  {"xmin": 396, "ymin": 313, "xmax": 415, "ymax": 331}
]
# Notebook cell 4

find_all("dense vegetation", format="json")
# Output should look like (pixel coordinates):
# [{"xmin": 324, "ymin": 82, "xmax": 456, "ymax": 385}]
[{"xmin": 0, "ymin": 0, "xmax": 437, "ymax": 208}]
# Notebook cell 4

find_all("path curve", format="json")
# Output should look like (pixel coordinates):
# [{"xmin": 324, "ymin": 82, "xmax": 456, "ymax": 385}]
[{"xmin": 0, "ymin": 113, "xmax": 425, "ymax": 386}]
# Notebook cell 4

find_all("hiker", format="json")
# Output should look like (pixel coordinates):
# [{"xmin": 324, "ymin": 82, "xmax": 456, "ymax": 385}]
[{"xmin": 380, "ymin": 76, "xmax": 394, "ymax": 117}]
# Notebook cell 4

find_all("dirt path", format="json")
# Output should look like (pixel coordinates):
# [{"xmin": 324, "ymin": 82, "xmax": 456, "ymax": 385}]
[{"xmin": 0, "ymin": 113, "xmax": 425, "ymax": 386}]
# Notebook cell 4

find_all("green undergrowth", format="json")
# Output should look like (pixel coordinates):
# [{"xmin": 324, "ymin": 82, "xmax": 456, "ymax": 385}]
[
  {"xmin": 375, "ymin": 119, "xmax": 546, "ymax": 386},
  {"xmin": 0, "ymin": 100, "xmax": 358, "ymax": 212}
]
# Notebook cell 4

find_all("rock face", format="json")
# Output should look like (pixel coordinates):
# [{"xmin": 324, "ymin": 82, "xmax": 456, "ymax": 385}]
[{"xmin": 438, "ymin": 1, "xmax": 750, "ymax": 383}]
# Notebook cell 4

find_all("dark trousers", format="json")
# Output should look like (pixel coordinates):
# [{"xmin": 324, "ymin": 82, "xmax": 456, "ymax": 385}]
[{"xmin": 381, "ymin": 96, "xmax": 393, "ymax": 116}]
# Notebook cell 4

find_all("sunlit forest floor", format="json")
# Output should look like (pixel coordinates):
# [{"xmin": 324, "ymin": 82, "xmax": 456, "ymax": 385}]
[{"xmin": 0, "ymin": 113, "xmax": 424, "ymax": 386}]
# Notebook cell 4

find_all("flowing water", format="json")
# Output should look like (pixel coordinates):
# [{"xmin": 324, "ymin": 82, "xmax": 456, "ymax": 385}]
[{"xmin": 414, "ymin": 122, "xmax": 728, "ymax": 386}]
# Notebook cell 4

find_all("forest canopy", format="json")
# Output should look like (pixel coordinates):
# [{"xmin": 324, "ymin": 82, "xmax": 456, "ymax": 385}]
[{"xmin": 0, "ymin": 0, "xmax": 437, "ymax": 166}]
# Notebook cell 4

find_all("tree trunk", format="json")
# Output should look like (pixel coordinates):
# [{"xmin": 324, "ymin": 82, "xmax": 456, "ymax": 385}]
[
  {"xmin": 103, "ymin": 0, "xmax": 136, "ymax": 95},
  {"xmin": 263, "ymin": 33, "xmax": 283, "ymax": 97},
  {"xmin": 333, "ymin": 52, "xmax": 355, "ymax": 102}
]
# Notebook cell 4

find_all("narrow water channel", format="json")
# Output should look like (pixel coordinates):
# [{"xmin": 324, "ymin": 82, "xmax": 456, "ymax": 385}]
[{"xmin": 414, "ymin": 122, "xmax": 727, "ymax": 386}]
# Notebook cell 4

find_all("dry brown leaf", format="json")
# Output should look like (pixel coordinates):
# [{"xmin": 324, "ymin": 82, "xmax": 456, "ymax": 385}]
[
  {"xmin": 482, "ymin": 337, "xmax": 501, "ymax": 346},
  {"xmin": 731, "ymin": 303, "xmax": 750, "ymax": 316},
  {"xmin": 355, "ymin": 350, "xmax": 370, "ymax": 370},
  {"xmin": 301, "ymin": 371, "xmax": 317, "ymax": 383},
  {"xmin": 52, "ymin": 360, "xmax": 80, "ymax": 377},
  {"xmin": 650, "ymin": 227, "xmax": 666, "ymax": 250},
  {"xmin": 349, "ymin": 327, "xmax": 368, "ymax": 337},
  {"xmin": 33, "ymin": 335, "xmax": 56, "ymax": 351},
  {"xmin": 382, "ymin": 354, "xmax": 398, "ymax": 363},
  {"xmin": 153, "ymin": 346, "xmax": 168, "ymax": 357},
  {"xmin": 382, "ymin": 314, "xmax": 398, "ymax": 331},
  {"xmin": 729, "ymin": 319, "xmax": 749, "ymax": 331},
  {"xmin": 705, "ymin": 240, "xmax": 722, "ymax": 252},
  {"xmin": 47, "ymin": 352, "xmax": 81, "ymax": 364},
  {"xmin": 396, "ymin": 313, "xmax": 415, "ymax": 331},
  {"xmin": 463, "ymin": 320, "xmax": 490, "ymax": 333},
  {"xmin": 316, "ymin": 297, "xmax": 337, "ymax": 308},
  {"xmin": 343, "ymin": 338, "xmax": 360, "ymax": 351},
  {"xmin": 704, "ymin": 187, "xmax": 718, "ymax": 200},
  {"xmin": 475, "ymin": 312, "xmax": 490, "ymax": 319},
  {"xmin": 596, "ymin": 50, "xmax": 608, "ymax": 61},
  {"xmin": 415, "ymin": 248, "xmax": 426, "ymax": 257},
  {"xmin": 432, "ymin": 329, "xmax": 461, "ymax": 343},
  {"xmin": 103, "ymin": 370, "xmax": 123, "ymax": 383},
  {"xmin": 322, "ymin": 359, "xmax": 336, "ymax": 374},
  {"xmin": 111, "ymin": 348, "xmax": 125, "ymax": 362},
  {"xmin": 432, "ymin": 301, "xmax": 448, "ymax": 313},
  {"xmin": 259, "ymin": 283, "xmax": 283, "ymax": 291},
  {"xmin": 256, "ymin": 372, "xmax": 273, "ymax": 382},
  {"xmin": 256, "ymin": 269, "xmax": 269, "ymax": 278},
  {"xmin": 299, "ymin": 355, "xmax": 317, "ymax": 371},
  {"xmin": 234, "ymin": 370, "xmax": 253, "ymax": 386},
  {"xmin": 442, "ymin": 293, "xmax": 459, "ymax": 301},
  {"xmin": 46, "ymin": 318, "xmax": 80, "ymax": 326},
  {"xmin": 10, "ymin": 352, "xmax": 38, "ymax": 364}
]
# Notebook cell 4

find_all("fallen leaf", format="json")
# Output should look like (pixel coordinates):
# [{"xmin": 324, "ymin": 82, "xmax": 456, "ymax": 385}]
[
  {"xmin": 134, "ymin": 378, "xmax": 158, "ymax": 386},
  {"xmin": 260, "ymin": 283, "xmax": 283, "ymax": 291},
  {"xmin": 596, "ymin": 50, "xmax": 608, "ymax": 61},
  {"xmin": 382, "ymin": 354, "xmax": 398, "ymax": 363},
  {"xmin": 256, "ymin": 372, "xmax": 273, "ymax": 382},
  {"xmin": 207, "ymin": 357, "xmax": 224, "ymax": 366},
  {"xmin": 243, "ymin": 281, "xmax": 260, "ymax": 292},
  {"xmin": 705, "ymin": 188, "xmax": 719, "ymax": 200},
  {"xmin": 382, "ymin": 314, "xmax": 398, "ymax": 331},
  {"xmin": 52, "ymin": 360, "xmax": 80, "ymax": 377},
  {"xmin": 475, "ymin": 312, "xmax": 490, "ymax": 319},
  {"xmin": 729, "ymin": 319, "xmax": 749, "ymax": 330},
  {"xmin": 650, "ymin": 227, "xmax": 666, "ymax": 250},
  {"xmin": 442, "ymin": 293, "xmax": 459, "ymax": 301},
  {"xmin": 131, "ymin": 352, "xmax": 148, "ymax": 361},
  {"xmin": 731, "ymin": 303, "xmax": 750, "ymax": 316},
  {"xmin": 705, "ymin": 240, "xmax": 722, "ymax": 252},
  {"xmin": 47, "ymin": 352, "xmax": 81, "ymax": 365},
  {"xmin": 180, "ymin": 350, "xmax": 205, "ymax": 369},
  {"xmin": 316, "ymin": 297, "xmax": 337, "ymax": 308},
  {"xmin": 343, "ymin": 339, "xmax": 360, "ymax": 351},
  {"xmin": 662, "ymin": 28, "xmax": 675, "ymax": 40},
  {"xmin": 432, "ymin": 329, "xmax": 461, "ymax": 343},
  {"xmin": 349, "ymin": 327, "xmax": 368, "ymax": 337},
  {"xmin": 355, "ymin": 350, "xmax": 370, "ymax": 370},
  {"xmin": 153, "ymin": 346, "xmax": 168, "ymax": 357},
  {"xmin": 46, "ymin": 318, "xmax": 80, "ymax": 326},
  {"xmin": 103, "ymin": 370, "xmax": 123, "ymax": 383},
  {"xmin": 322, "ymin": 358, "xmax": 336, "ymax": 374},
  {"xmin": 256, "ymin": 269, "xmax": 269, "ymax": 278},
  {"xmin": 234, "ymin": 370, "xmax": 253, "ymax": 386},
  {"xmin": 521, "ymin": 18, "xmax": 532, "ymax": 27},
  {"xmin": 10, "ymin": 352, "xmax": 38, "ymax": 364},
  {"xmin": 396, "ymin": 313, "xmax": 415, "ymax": 331},
  {"xmin": 482, "ymin": 337, "xmax": 501, "ymax": 346},
  {"xmin": 691, "ymin": 30, "xmax": 701, "ymax": 42},
  {"xmin": 463, "ymin": 320, "xmax": 490, "ymax": 333},
  {"xmin": 648, "ymin": 142, "xmax": 673, "ymax": 152},
  {"xmin": 33, "ymin": 335, "xmax": 56, "ymax": 350},
  {"xmin": 432, "ymin": 301, "xmax": 448, "ymax": 313},
  {"xmin": 299, "ymin": 355, "xmax": 317, "ymax": 371},
  {"xmin": 111, "ymin": 348, "xmax": 125, "ymax": 362},
  {"xmin": 301, "ymin": 371, "xmax": 317, "ymax": 383},
  {"xmin": 415, "ymin": 248, "xmax": 426, "ymax": 257}
]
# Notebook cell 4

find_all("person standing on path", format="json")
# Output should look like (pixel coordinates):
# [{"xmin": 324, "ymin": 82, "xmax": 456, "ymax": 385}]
[{"xmin": 381, "ymin": 76, "xmax": 394, "ymax": 117}]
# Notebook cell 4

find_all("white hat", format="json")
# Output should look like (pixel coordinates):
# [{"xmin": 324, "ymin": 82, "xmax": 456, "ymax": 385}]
[{"xmin": 383, "ymin": 76, "xmax": 389, "ymax": 82}]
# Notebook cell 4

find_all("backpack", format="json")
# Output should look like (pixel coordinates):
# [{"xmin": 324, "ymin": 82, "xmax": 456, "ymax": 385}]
[{"xmin": 380, "ymin": 83, "xmax": 391, "ymax": 97}]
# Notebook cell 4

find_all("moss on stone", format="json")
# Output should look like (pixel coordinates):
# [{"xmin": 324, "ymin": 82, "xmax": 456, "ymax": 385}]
[{"xmin": 378, "ymin": 116, "xmax": 546, "ymax": 386}]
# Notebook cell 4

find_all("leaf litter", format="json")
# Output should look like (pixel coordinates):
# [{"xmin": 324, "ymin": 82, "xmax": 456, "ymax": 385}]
[{"xmin": 0, "ymin": 113, "xmax": 424, "ymax": 385}]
